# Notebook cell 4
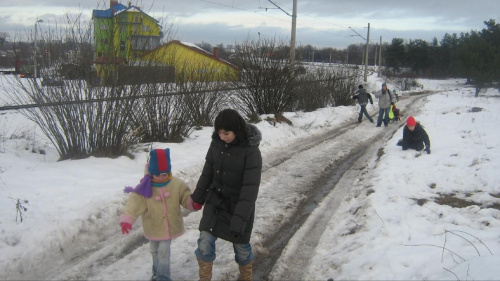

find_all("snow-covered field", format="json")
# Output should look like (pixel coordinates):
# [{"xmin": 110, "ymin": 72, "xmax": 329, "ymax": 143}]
[{"xmin": 0, "ymin": 73, "xmax": 499, "ymax": 280}]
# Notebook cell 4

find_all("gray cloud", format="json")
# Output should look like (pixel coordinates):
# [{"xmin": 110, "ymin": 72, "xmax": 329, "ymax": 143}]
[{"xmin": 1, "ymin": 0, "xmax": 498, "ymax": 48}]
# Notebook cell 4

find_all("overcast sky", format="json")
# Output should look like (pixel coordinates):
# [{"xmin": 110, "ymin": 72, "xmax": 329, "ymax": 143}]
[{"xmin": 1, "ymin": 0, "xmax": 499, "ymax": 48}]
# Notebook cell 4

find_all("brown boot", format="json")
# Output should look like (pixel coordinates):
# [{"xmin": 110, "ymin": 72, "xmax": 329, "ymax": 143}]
[
  {"xmin": 197, "ymin": 259, "xmax": 213, "ymax": 281},
  {"xmin": 238, "ymin": 261, "xmax": 253, "ymax": 281}
]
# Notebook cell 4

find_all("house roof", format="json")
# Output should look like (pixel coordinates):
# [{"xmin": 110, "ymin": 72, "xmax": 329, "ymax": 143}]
[
  {"xmin": 114, "ymin": 6, "xmax": 159, "ymax": 24},
  {"xmin": 144, "ymin": 40, "xmax": 238, "ymax": 71},
  {"xmin": 92, "ymin": 3, "xmax": 127, "ymax": 18},
  {"xmin": 93, "ymin": 3, "xmax": 159, "ymax": 25}
]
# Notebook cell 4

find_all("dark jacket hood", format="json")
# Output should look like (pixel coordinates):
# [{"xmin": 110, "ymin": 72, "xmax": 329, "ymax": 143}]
[
  {"xmin": 245, "ymin": 124, "xmax": 262, "ymax": 147},
  {"xmin": 211, "ymin": 124, "xmax": 262, "ymax": 147}
]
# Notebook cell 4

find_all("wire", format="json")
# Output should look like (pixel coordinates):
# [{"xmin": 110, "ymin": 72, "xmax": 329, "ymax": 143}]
[{"xmin": 197, "ymin": 0, "xmax": 370, "ymax": 43}]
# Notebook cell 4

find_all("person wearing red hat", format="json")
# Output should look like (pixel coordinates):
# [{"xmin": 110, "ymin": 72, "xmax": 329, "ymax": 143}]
[{"xmin": 398, "ymin": 116, "xmax": 431, "ymax": 154}]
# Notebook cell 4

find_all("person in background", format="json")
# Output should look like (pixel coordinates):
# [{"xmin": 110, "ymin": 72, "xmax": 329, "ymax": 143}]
[
  {"xmin": 191, "ymin": 109, "xmax": 263, "ymax": 281},
  {"xmin": 352, "ymin": 85, "xmax": 374, "ymax": 123},
  {"xmin": 390, "ymin": 103, "xmax": 401, "ymax": 122},
  {"xmin": 373, "ymin": 82, "xmax": 396, "ymax": 127},
  {"xmin": 120, "ymin": 148, "xmax": 201, "ymax": 281},
  {"xmin": 398, "ymin": 116, "xmax": 431, "ymax": 154}
]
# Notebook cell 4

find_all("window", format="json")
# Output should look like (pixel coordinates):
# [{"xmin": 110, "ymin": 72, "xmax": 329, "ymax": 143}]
[
  {"xmin": 130, "ymin": 36, "xmax": 160, "ymax": 51},
  {"xmin": 100, "ymin": 24, "xmax": 109, "ymax": 31},
  {"xmin": 142, "ymin": 25, "xmax": 150, "ymax": 32}
]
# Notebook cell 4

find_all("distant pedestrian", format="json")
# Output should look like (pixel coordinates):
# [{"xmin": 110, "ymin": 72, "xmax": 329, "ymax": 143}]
[
  {"xmin": 120, "ymin": 148, "xmax": 201, "ymax": 281},
  {"xmin": 373, "ymin": 82, "xmax": 396, "ymax": 127},
  {"xmin": 397, "ymin": 116, "xmax": 431, "ymax": 154},
  {"xmin": 390, "ymin": 103, "xmax": 401, "ymax": 122},
  {"xmin": 352, "ymin": 85, "xmax": 374, "ymax": 123}
]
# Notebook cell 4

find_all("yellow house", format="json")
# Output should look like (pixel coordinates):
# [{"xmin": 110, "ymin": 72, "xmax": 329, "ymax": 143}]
[
  {"xmin": 93, "ymin": 1, "xmax": 162, "ymax": 63},
  {"xmin": 142, "ymin": 40, "xmax": 240, "ymax": 82}
]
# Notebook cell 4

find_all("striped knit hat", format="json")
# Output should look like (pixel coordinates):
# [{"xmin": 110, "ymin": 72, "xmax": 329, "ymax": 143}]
[{"xmin": 148, "ymin": 148, "xmax": 171, "ymax": 175}]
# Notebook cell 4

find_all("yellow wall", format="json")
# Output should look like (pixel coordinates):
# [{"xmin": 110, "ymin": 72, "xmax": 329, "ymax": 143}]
[
  {"xmin": 143, "ymin": 42, "xmax": 239, "ymax": 82},
  {"xmin": 113, "ymin": 11, "xmax": 162, "ymax": 60}
]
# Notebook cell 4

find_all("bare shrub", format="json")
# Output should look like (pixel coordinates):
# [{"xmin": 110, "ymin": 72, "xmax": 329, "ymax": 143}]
[
  {"xmin": 231, "ymin": 37, "xmax": 296, "ymax": 118},
  {"xmin": 5, "ymin": 78, "xmax": 141, "ymax": 159},
  {"xmin": 329, "ymin": 67, "xmax": 360, "ymax": 107},
  {"xmin": 175, "ymin": 63, "xmax": 231, "ymax": 127},
  {"xmin": 128, "ymin": 83, "xmax": 193, "ymax": 143},
  {"xmin": 293, "ymin": 66, "xmax": 336, "ymax": 112}
]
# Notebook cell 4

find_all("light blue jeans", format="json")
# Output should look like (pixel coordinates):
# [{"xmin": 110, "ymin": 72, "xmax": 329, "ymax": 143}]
[
  {"xmin": 194, "ymin": 231, "xmax": 254, "ymax": 266},
  {"xmin": 377, "ymin": 107, "xmax": 391, "ymax": 126},
  {"xmin": 150, "ymin": 240, "xmax": 172, "ymax": 281}
]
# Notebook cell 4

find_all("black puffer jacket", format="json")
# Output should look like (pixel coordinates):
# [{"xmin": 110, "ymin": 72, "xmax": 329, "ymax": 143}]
[
  {"xmin": 402, "ymin": 123, "xmax": 430, "ymax": 151},
  {"xmin": 192, "ymin": 124, "xmax": 262, "ymax": 244}
]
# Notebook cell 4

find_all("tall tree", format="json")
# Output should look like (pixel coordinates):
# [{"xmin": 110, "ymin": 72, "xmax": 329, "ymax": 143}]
[
  {"xmin": 385, "ymin": 38, "xmax": 405, "ymax": 75},
  {"xmin": 457, "ymin": 20, "xmax": 499, "ymax": 96},
  {"xmin": 407, "ymin": 39, "xmax": 429, "ymax": 75},
  {"xmin": 439, "ymin": 33, "xmax": 460, "ymax": 75}
]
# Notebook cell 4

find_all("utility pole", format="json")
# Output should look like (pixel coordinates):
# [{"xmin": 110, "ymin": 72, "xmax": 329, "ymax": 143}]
[
  {"xmin": 290, "ymin": 0, "xmax": 297, "ymax": 66},
  {"xmin": 268, "ymin": 0, "xmax": 297, "ymax": 66},
  {"xmin": 34, "ymin": 18, "xmax": 43, "ymax": 79},
  {"xmin": 378, "ymin": 36, "xmax": 382, "ymax": 77},
  {"xmin": 364, "ymin": 23, "xmax": 370, "ymax": 82}
]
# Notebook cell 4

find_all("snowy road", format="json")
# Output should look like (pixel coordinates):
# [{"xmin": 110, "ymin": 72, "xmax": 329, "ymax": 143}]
[
  {"xmin": 254, "ymin": 92, "xmax": 430, "ymax": 280},
  {"xmin": 34, "ymin": 92, "xmax": 431, "ymax": 280}
]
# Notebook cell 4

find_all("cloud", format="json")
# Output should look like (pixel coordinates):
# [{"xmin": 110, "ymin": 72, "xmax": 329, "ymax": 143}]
[{"xmin": 0, "ymin": 0, "xmax": 498, "ymax": 48}]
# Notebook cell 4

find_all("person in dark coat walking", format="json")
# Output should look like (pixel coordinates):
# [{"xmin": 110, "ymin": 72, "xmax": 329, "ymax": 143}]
[
  {"xmin": 191, "ymin": 108, "xmax": 262, "ymax": 281},
  {"xmin": 398, "ymin": 116, "xmax": 431, "ymax": 154},
  {"xmin": 352, "ymin": 85, "xmax": 374, "ymax": 123}
]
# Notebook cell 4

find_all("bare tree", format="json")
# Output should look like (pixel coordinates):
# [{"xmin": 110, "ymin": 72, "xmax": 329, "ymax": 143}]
[
  {"xmin": 0, "ymin": 32, "xmax": 9, "ymax": 47},
  {"xmin": 231, "ymin": 36, "xmax": 297, "ymax": 118}
]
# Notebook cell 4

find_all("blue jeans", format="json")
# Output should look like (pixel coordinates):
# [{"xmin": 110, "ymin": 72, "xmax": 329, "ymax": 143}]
[
  {"xmin": 358, "ymin": 105, "xmax": 373, "ymax": 122},
  {"xmin": 195, "ymin": 231, "xmax": 254, "ymax": 266},
  {"xmin": 377, "ymin": 107, "xmax": 391, "ymax": 126},
  {"xmin": 150, "ymin": 240, "xmax": 172, "ymax": 281}
]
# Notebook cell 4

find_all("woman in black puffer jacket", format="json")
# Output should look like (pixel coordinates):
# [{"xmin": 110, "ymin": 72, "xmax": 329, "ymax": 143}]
[{"xmin": 191, "ymin": 108, "xmax": 262, "ymax": 281}]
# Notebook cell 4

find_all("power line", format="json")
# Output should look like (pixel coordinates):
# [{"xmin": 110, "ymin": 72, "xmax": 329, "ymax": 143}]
[
  {"xmin": 267, "ymin": 0, "xmax": 292, "ymax": 17},
  {"xmin": 198, "ymin": 0, "xmax": 374, "ymax": 44}
]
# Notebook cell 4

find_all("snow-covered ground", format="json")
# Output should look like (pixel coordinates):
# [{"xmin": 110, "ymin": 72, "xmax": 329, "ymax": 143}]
[{"xmin": 0, "ymin": 73, "xmax": 499, "ymax": 280}]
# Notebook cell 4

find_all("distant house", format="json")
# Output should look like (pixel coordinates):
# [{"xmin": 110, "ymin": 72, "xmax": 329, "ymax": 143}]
[
  {"xmin": 92, "ymin": 0, "xmax": 162, "ymax": 64},
  {"xmin": 142, "ymin": 40, "xmax": 239, "ymax": 82},
  {"xmin": 91, "ymin": 1, "xmax": 238, "ymax": 84}
]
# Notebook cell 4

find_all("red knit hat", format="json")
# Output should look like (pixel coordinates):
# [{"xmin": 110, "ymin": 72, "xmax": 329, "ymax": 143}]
[{"xmin": 407, "ymin": 116, "xmax": 416, "ymax": 127}]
